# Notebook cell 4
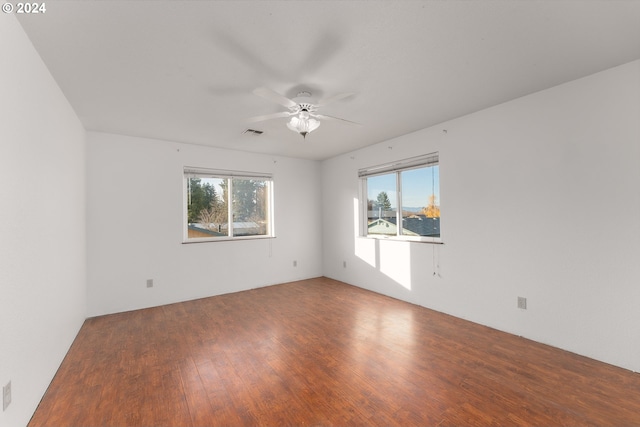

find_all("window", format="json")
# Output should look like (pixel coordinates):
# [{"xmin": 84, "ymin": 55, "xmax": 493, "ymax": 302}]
[
  {"xmin": 359, "ymin": 153, "xmax": 440, "ymax": 242},
  {"xmin": 184, "ymin": 167, "xmax": 273, "ymax": 242}
]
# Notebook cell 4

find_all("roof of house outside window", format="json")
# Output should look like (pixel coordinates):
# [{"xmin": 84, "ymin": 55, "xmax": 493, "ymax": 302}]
[{"xmin": 368, "ymin": 215, "xmax": 440, "ymax": 237}]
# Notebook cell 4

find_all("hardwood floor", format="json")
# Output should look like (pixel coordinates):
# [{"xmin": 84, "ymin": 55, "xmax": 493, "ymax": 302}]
[{"xmin": 29, "ymin": 277, "xmax": 640, "ymax": 426}]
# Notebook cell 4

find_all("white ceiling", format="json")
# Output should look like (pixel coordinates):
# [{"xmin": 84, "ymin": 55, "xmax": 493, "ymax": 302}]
[{"xmin": 17, "ymin": 0, "xmax": 640, "ymax": 160}]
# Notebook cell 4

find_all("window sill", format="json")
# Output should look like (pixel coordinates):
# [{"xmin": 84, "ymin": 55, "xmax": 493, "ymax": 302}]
[
  {"xmin": 360, "ymin": 235, "xmax": 443, "ymax": 244},
  {"xmin": 183, "ymin": 235, "xmax": 275, "ymax": 244}
]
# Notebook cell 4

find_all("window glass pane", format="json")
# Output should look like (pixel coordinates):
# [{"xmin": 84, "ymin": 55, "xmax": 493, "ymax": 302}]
[
  {"xmin": 232, "ymin": 178, "xmax": 269, "ymax": 237},
  {"xmin": 366, "ymin": 173, "xmax": 398, "ymax": 236},
  {"xmin": 187, "ymin": 177, "xmax": 228, "ymax": 239},
  {"xmin": 400, "ymin": 166, "xmax": 440, "ymax": 237}
]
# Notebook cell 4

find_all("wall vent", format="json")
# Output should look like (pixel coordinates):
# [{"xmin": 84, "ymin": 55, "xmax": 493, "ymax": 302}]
[{"xmin": 243, "ymin": 129, "xmax": 263, "ymax": 135}]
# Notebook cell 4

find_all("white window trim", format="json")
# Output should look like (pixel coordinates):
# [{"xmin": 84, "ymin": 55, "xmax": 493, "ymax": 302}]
[
  {"xmin": 183, "ymin": 167, "xmax": 275, "ymax": 243},
  {"xmin": 359, "ymin": 153, "xmax": 442, "ymax": 244}
]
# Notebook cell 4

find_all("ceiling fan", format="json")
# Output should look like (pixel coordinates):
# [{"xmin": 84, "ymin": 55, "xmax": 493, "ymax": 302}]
[{"xmin": 248, "ymin": 88, "xmax": 358, "ymax": 138}]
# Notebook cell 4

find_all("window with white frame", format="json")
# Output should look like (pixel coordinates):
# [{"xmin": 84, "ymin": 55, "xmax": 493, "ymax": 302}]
[
  {"xmin": 359, "ymin": 153, "xmax": 440, "ymax": 242},
  {"xmin": 184, "ymin": 167, "xmax": 273, "ymax": 242}
]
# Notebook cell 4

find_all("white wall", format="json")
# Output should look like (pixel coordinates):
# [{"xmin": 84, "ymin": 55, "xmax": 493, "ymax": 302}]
[
  {"xmin": 0, "ymin": 15, "xmax": 87, "ymax": 427},
  {"xmin": 86, "ymin": 132, "xmax": 322, "ymax": 316},
  {"xmin": 322, "ymin": 60, "xmax": 640, "ymax": 372}
]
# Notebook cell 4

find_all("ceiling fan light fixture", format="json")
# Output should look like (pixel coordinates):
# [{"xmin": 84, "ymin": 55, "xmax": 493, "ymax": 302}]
[{"xmin": 287, "ymin": 112, "xmax": 320, "ymax": 138}]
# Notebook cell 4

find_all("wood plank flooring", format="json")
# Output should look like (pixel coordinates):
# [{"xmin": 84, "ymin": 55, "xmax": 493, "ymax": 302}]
[{"xmin": 29, "ymin": 277, "xmax": 640, "ymax": 426}]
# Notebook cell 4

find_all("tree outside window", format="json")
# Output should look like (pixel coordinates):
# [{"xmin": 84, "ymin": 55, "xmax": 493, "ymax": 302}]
[{"xmin": 184, "ymin": 170, "xmax": 273, "ymax": 241}]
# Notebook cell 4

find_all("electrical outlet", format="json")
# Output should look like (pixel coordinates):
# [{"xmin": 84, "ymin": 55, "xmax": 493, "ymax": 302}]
[
  {"xmin": 517, "ymin": 297, "xmax": 527, "ymax": 310},
  {"xmin": 3, "ymin": 381, "xmax": 11, "ymax": 411},
  {"xmin": 343, "ymin": 261, "xmax": 347, "ymax": 268},
  {"xmin": 146, "ymin": 279, "xmax": 153, "ymax": 288},
  {"xmin": 293, "ymin": 260, "xmax": 297, "ymax": 267}
]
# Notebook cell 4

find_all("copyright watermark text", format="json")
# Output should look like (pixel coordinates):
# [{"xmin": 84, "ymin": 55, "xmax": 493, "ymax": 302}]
[{"xmin": 3, "ymin": 3, "xmax": 47, "ymax": 14}]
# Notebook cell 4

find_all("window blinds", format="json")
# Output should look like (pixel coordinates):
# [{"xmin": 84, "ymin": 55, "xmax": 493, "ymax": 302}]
[
  {"xmin": 184, "ymin": 167, "xmax": 272, "ymax": 180},
  {"xmin": 357, "ymin": 152, "xmax": 439, "ymax": 178}
]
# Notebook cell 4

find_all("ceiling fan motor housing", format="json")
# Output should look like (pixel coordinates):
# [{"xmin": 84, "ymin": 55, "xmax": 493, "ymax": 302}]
[
  {"xmin": 292, "ymin": 91, "xmax": 317, "ymax": 112},
  {"xmin": 296, "ymin": 103, "xmax": 316, "ymax": 113}
]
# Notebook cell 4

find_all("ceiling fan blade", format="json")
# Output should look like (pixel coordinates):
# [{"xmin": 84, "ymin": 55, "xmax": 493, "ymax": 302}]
[
  {"xmin": 246, "ymin": 111, "xmax": 292, "ymax": 123},
  {"xmin": 296, "ymin": 31, "xmax": 343, "ymax": 79},
  {"xmin": 316, "ymin": 92, "xmax": 355, "ymax": 107},
  {"xmin": 253, "ymin": 88, "xmax": 298, "ymax": 109},
  {"xmin": 313, "ymin": 113, "xmax": 360, "ymax": 126},
  {"xmin": 213, "ymin": 31, "xmax": 283, "ymax": 82}
]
